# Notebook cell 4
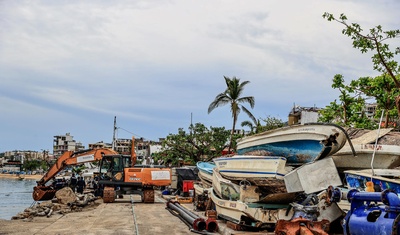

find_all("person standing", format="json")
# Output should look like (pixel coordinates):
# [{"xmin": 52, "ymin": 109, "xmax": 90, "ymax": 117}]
[
  {"xmin": 76, "ymin": 176, "xmax": 86, "ymax": 194},
  {"xmin": 70, "ymin": 173, "xmax": 77, "ymax": 193}
]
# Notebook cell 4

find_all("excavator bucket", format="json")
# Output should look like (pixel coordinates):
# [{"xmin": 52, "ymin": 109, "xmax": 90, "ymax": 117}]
[{"xmin": 32, "ymin": 186, "xmax": 57, "ymax": 201}]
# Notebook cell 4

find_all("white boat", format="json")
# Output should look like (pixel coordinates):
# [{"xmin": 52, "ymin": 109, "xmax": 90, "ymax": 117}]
[
  {"xmin": 211, "ymin": 168, "xmax": 240, "ymax": 201},
  {"xmin": 236, "ymin": 123, "xmax": 348, "ymax": 165},
  {"xmin": 210, "ymin": 188, "xmax": 292, "ymax": 225},
  {"xmin": 196, "ymin": 161, "xmax": 215, "ymax": 188},
  {"xmin": 210, "ymin": 187, "xmax": 343, "ymax": 228},
  {"xmin": 213, "ymin": 155, "xmax": 287, "ymax": 184},
  {"xmin": 332, "ymin": 144, "xmax": 400, "ymax": 173}
]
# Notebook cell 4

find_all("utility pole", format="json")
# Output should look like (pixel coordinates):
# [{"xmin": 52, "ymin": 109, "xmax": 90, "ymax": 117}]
[
  {"xmin": 190, "ymin": 112, "xmax": 193, "ymax": 135},
  {"xmin": 112, "ymin": 116, "xmax": 117, "ymax": 150}
]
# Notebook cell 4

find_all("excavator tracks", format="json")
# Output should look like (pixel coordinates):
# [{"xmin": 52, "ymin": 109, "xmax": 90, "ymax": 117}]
[
  {"xmin": 103, "ymin": 186, "xmax": 116, "ymax": 203},
  {"xmin": 143, "ymin": 189, "xmax": 155, "ymax": 203}
]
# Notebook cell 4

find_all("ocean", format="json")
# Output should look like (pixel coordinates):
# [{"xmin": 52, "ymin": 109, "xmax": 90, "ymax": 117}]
[{"xmin": 0, "ymin": 178, "xmax": 37, "ymax": 220}]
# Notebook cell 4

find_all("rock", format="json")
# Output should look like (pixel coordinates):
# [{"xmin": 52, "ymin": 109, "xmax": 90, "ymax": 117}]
[
  {"xmin": 55, "ymin": 187, "xmax": 77, "ymax": 204},
  {"xmin": 39, "ymin": 201, "xmax": 53, "ymax": 208}
]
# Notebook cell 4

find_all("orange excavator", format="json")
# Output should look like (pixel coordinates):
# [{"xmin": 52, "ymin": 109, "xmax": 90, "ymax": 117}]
[{"xmin": 33, "ymin": 137, "xmax": 171, "ymax": 203}]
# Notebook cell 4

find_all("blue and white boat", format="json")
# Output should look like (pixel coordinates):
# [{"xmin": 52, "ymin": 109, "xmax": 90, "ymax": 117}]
[
  {"xmin": 236, "ymin": 123, "xmax": 348, "ymax": 166},
  {"xmin": 213, "ymin": 155, "xmax": 288, "ymax": 187},
  {"xmin": 196, "ymin": 161, "xmax": 215, "ymax": 188},
  {"xmin": 345, "ymin": 169, "xmax": 400, "ymax": 194}
]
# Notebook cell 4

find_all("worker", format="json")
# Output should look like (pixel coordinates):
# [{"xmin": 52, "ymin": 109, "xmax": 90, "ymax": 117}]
[
  {"xmin": 76, "ymin": 176, "xmax": 86, "ymax": 194},
  {"xmin": 51, "ymin": 177, "xmax": 57, "ymax": 189},
  {"xmin": 69, "ymin": 173, "xmax": 77, "ymax": 192}
]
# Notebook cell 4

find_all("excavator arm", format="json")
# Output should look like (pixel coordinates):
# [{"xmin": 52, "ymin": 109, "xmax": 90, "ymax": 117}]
[{"xmin": 33, "ymin": 148, "xmax": 118, "ymax": 201}]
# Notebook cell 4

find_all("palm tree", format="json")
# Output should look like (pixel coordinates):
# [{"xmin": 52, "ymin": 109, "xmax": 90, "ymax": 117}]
[
  {"xmin": 241, "ymin": 120, "xmax": 255, "ymax": 134},
  {"xmin": 241, "ymin": 119, "xmax": 263, "ymax": 135},
  {"xmin": 208, "ymin": 76, "xmax": 256, "ymax": 153}
]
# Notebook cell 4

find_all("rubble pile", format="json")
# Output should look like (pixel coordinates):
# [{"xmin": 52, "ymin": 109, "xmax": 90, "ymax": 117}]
[{"xmin": 11, "ymin": 187, "xmax": 99, "ymax": 220}]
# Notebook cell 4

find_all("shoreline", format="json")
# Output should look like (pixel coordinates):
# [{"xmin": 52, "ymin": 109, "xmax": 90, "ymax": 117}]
[{"xmin": 0, "ymin": 173, "xmax": 43, "ymax": 180}]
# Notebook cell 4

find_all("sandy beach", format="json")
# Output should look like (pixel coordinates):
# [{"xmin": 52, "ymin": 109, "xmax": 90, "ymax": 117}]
[{"xmin": 0, "ymin": 173, "xmax": 43, "ymax": 180}]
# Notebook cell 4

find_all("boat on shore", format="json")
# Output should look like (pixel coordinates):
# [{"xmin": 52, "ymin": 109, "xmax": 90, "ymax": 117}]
[
  {"xmin": 332, "ymin": 144, "xmax": 400, "ymax": 173},
  {"xmin": 196, "ymin": 161, "xmax": 215, "ymax": 188},
  {"xmin": 236, "ymin": 123, "xmax": 349, "ymax": 166},
  {"xmin": 213, "ymin": 155, "xmax": 287, "ymax": 185},
  {"xmin": 209, "ymin": 188, "xmax": 292, "ymax": 227},
  {"xmin": 344, "ymin": 169, "xmax": 400, "ymax": 193},
  {"xmin": 210, "ymin": 186, "xmax": 343, "ymax": 230},
  {"xmin": 212, "ymin": 168, "xmax": 240, "ymax": 201}
]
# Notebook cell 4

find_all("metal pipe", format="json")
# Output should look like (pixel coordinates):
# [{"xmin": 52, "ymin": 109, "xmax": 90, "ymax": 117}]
[
  {"xmin": 173, "ymin": 202, "xmax": 218, "ymax": 232},
  {"xmin": 173, "ymin": 202, "xmax": 200, "ymax": 219},
  {"xmin": 205, "ymin": 218, "xmax": 218, "ymax": 232},
  {"xmin": 166, "ymin": 201, "xmax": 206, "ymax": 231}
]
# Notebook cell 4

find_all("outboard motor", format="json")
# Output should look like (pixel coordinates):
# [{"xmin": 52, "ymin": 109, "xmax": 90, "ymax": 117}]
[{"xmin": 332, "ymin": 188, "xmax": 400, "ymax": 235}]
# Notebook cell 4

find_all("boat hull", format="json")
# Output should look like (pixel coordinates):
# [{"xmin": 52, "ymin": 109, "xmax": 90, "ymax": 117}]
[
  {"xmin": 210, "ymin": 188, "xmax": 342, "ymax": 227},
  {"xmin": 196, "ymin": 162, "xmax": 215, "ymax": 188},
  {"xmin": 237, "ymin": 124, "xmax": 347, "ymax": 165},
  {"xmin": 210, "ymin": 188, "xmax": 291, "ymax": 225},
  {"xmin": 333, "ymin": 144, "xmax": 400, "ymax": 173},
  {"xmin": 212, "ymin": 168, "xmax": 241, "ymax": 201},
  {"xmin": 345, "ymin": 169, "xmax": 400, "ymax": 194},
  {"xmin": 198, "ymin": 170, "xmax": 213, "ymax": 188},
  {"xmin": 213, "ymin": 155, "xmax": 287, "ymax": 181}
]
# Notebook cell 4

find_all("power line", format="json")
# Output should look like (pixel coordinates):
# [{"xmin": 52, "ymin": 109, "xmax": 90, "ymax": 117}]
[{"xmin": 117, "ymin": 127, "xmax": 146, "ymax": 140}]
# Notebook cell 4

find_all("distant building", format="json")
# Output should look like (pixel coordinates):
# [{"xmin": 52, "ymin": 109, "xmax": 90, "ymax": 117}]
[
  {"xmin": 114, "ymin": 138, "xmax": 132, "ymax": 155},
  {"xmin": 288, "ymin": 105, "xmax": 322, "ymax": 125},
  {"xmin": 2, "ymin": 161, "xmax": 23, "ymax": 173},
  {"xmin": 88, "ymin": 141, "xmax": 112, "ymax": 149},
  {"xmin": 3, "ymin": 150, "xmax": 45, "ymax": 161},
  {"xmin": 365, "ymin": 103, "xmax": 377, "ymax": 119},
  {"xmin": 288, "ymin": 103, "xmax": 379, "ymax": 125},
  {"xmin": 53, "ymin": 133, "xmax": 84, "ymax": 157}
]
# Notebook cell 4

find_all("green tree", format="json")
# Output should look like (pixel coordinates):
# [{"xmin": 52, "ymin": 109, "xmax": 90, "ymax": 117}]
[
  {"xmin": 323, "ymin": 12, "xmax": 400, "ymax": 115},
  {"xmin": 260, "ymin": 115, "xmax": 285, "ymax": 131},
  {"xmin": 350, "ymin": 74, "xmax": 400, "ymax": 127},
  {"xmin": 23, "ymin": 159, "xmax": 41, "ymax": 172},
  {"xmin": 319, "ymin": 75, "xmax": 377, "ymax": 129},
  {"xmin": 208, "ymin": 76, "xmax": 256, "ymax": 153},
  {"xmin": 241, "ymin": 119, "xmax": 263, "ymax": 135},
  {"xmin": 159, "ymin": 123, "xmax": 230, "ymax": 165}
]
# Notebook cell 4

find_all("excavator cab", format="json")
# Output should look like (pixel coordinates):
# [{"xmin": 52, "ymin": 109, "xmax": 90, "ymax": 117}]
[{"xmin": 98, "ymin": 155, "xmax": 131, "ymax": 182}]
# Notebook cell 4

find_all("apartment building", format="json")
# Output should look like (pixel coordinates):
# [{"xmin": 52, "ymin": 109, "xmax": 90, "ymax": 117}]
[
  {"xmin": 53, "ymin": 133, "xmax": 84, "ymax": 157},
  {"xmin": 288, "ymin": 105, "xmax": 322, "ymax": 125},
  {"xmin": 88, "ymin": 141, "xmax": 112, "ymax": 149}
]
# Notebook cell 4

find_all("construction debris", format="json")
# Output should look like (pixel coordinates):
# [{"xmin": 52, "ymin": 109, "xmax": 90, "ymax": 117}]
[{"xmin": 11, "ymin": 188, "xmax": 98, "ymax": 220}]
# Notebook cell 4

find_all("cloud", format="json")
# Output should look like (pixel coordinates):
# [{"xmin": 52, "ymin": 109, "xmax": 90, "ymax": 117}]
[{"xmin": 1, "ymin": 0, "xmax": 399, "ymax": 151}]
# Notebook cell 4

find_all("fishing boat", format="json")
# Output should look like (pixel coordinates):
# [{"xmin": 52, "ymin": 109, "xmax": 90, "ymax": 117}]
[
  {"xmin": 196, "ymin": 161, "xmax": 215, "ymax": 188},
  {"xmin": 332, "ymin": 144, "xmax": 400, "ymax": 173},
  {"xmin": 209, "ymin": 188, "xmax": 292, "ymax": 226},
  {"xmin": 236, "ymin": 123, "xmax": 349, "ymax": 165},
  {"xmin": 211, "ymin": 168, "xmax": 241, "ymax": 201},
  {"xmin": 344, "ymin": 169, "xmax": 400, "ymax": 194},
  {"xmin": 210, "ymin": 186, "xmax": 343, "ymax": 230},
  {"xmin": 213, "ymin": 155, "xmax": 288, "ymax": 186},
  {"xmin": 18, "ymin": 174, "xmax": 25, "ymax": 180}
]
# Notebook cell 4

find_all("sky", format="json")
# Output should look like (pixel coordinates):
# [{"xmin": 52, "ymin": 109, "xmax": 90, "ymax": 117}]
[{"xmin": 1, "ymin": 0, "xmax": 399, "ymax": 153}]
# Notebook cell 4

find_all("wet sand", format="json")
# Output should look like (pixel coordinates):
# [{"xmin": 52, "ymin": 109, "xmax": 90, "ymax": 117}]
[{"xmin": 0, "ymin": 174, "xmax": 43, "ymax": 180}]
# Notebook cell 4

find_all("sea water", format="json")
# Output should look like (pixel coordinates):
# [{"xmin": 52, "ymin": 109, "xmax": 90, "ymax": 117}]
[{"xmin": 0, "ymin": 178, "xmax": 37, "ymax": 220}]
